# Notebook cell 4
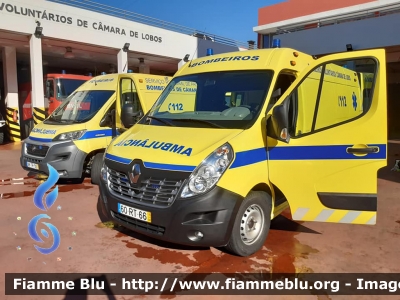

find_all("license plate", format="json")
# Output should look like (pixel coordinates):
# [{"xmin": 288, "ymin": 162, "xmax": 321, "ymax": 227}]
[
  {"xmin": 118, "ymin": 203, "xmax": 152, "ymax": 223},
  {"xmin": 26, "ymin": 162, "xmax": 39, "ymax": 170}
]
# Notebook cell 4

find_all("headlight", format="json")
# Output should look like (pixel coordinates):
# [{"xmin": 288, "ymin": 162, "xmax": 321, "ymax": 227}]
[
  {"xmin": 101, "ymin": 161, "xmax": 108, "ymax": 182},
  {"xmin": 53, "ymin": 130, "xmax": 86, "ymax": 141},
  {"xmin": 181, "ymin": 143, "xmax": 234, "ymax": 198}
]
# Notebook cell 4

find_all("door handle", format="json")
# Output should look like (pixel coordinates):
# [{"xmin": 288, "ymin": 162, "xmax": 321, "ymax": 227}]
[{"xmin": 346, "ymin": 146, "xmax": 379, "ymax": 154}]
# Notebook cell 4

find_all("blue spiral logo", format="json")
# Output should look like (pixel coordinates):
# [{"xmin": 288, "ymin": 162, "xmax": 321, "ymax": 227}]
[{"xmin": 28, "ymin": 164, "xmax": 61, "ymax": 255}]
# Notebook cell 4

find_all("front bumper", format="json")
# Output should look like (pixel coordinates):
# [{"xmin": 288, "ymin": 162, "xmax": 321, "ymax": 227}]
[
  {"xmin": 20, "ymin": 138, "xmax": 87, "ymax": 179},
  {"xmin": 98, "ymin": 179, "xmax": 243, "ymax": 247}
]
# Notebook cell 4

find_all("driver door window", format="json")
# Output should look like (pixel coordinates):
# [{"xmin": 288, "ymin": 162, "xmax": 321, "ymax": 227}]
[
  {"xmin": 267, "ymin": 73, "xmax": 296, "ymax": 113},
  {"xmin": 120, "ymin": 78, "xmax": 142, "ymax": 114}
]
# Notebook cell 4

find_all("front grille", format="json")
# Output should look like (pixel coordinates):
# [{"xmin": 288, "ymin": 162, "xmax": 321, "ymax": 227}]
[
  {"xmin": 26, "ymin": 143, "xmax": 49, "ymax": 157},
  {"xmin": 26, "ymin": 157, "xmax": 43, "ymax": 164},
  {"xmin": 111, "ymin": 211, "xmax": 165, "ymax": 235},
  {"xmin": 107, "ymin": 167, "xmax": 183, "ymax": 207}
]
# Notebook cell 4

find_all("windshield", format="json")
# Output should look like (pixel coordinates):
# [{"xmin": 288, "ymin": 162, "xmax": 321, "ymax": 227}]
[
  {"xmin": 56, "ymin": 79, "xmax": 87, "ymax": 99},
  {"xmin": 142, "ymin": 71, "xmax": 273, "ymax": 129},
  {"xmin": 45, "ymin": 90, "xmax": 114, "ymax": 124}
]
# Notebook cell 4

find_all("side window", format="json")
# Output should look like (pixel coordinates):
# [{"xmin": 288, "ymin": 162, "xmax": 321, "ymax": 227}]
[
  {"xmin": 267, "ymin": 73, "xmax": 296, "ymax": 113},
  {"xmin": 45, "ymin": 79, "xmax": 54, "ymax": 98},
  {"xmin": 120, "ymin": 78, "xmax": 142, "ymax": 113},
  {"xmin": 288, "ymin": 58, "xmax": 377, "ymax": 137}
]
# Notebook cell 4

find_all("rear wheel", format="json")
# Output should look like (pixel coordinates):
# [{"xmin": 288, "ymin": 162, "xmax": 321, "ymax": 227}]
[
  {"xmin": 91, "ymin": 153, "xmax": 104, "ymax": 185},
  {"xmin": 225, "ymin": 191, "xmax": 272, "ymax": 257},
  {"xmin": 0, "ymin": 131, "xmax": 4, "ymax": 144}
]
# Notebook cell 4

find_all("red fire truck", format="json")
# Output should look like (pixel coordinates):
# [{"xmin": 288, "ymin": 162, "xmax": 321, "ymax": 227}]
[{"xmin": 19, "ymin": 72, "xmax": 92, "ymax": 122}]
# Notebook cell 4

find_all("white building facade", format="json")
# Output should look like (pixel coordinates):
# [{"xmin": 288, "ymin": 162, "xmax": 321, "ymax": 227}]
[{"xmin": 0, "ymin": 0, "xmax": 246, "ymax": 141}]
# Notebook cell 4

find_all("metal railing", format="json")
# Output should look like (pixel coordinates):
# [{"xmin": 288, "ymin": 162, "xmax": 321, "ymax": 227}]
[
  {"xmin": 275, "ymin": 2, "xmax": 400, "ymax": 35},
  {"xmin": 48, "ymin": 0, "xmax": 252, "ymax": 48}
]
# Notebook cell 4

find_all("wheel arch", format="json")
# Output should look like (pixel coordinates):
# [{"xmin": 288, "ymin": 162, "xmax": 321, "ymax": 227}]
[{"xmin": 250, "ymin": 182, "xmax": 289, "ymax": 218}]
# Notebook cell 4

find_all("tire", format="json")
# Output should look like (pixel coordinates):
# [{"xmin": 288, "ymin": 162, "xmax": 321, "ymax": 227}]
[
  {"xmin": 97, "ymin": 196, "xmax": 110, "ymax": 222},
  {"xmin": 97, "ymin": 196, "xmax": 117, "ymax": 227},
  {"xmin": 91, "ymin": 153, "xmax": 104, "ymax": 185},
  {"xmin": 0, "ymin": 130, "xmax": 4, "ymax": 144},
  {"xmin": 225, "ymin": 191, "xmax": 272, "ymax": 257}
]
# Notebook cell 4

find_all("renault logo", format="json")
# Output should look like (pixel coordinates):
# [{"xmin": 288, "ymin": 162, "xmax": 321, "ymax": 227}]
[{"xmin": 129, "ymin": 164, "xmax": 141, "ymax": 184}]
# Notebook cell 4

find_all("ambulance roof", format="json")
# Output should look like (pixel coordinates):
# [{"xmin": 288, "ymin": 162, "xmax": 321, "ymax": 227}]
[{"xmin": 176, "ymin": 48, "xmax": 314, "ymax": 76}]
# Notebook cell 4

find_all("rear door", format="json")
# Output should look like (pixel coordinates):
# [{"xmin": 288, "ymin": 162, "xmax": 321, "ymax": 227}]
[{"xmin": 267, "ymin": 49, "xmax": 387, "ymax": 225}]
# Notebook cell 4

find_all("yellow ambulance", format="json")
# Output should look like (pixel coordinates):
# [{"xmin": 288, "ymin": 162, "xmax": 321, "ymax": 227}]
[
  {"xmin": 20, "ymin": 73, "xmax": 171, "ymax": 184},
  {"xmin": 98, "ymin": 48, "xmax": 387, "ymax": 256}
]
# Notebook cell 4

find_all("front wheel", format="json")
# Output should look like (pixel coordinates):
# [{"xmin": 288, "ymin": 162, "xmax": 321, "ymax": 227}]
[
  {"xmin": 91, "ymin": 153, "xmax": 104, "ymax": 185},
  {"xmin": 225, "ymin": 191, "xmax": 272, "ymax": 257}
]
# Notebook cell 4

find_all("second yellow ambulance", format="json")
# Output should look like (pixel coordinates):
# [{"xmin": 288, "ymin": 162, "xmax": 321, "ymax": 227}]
[{"xmin": 20, "ymin": 73, "xmax": 171, "ymax": 184}]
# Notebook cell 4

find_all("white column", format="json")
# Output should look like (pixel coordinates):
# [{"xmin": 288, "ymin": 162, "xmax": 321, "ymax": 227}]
[
  {"xmin": 2, "ymin": 46, "xmax": 19, "ymax": 109},
  {"xmin": 29, "ymin": 35, "xmax": 44, "ymax": 108},
  {"xmin": 117, "ymin": 49, "xmax": 128, "ymax": 73}
]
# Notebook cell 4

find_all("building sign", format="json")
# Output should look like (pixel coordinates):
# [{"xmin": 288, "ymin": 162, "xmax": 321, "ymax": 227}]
[{"xmin": 0, "ymin": 2, "xmax": 163, "ymax": 43}]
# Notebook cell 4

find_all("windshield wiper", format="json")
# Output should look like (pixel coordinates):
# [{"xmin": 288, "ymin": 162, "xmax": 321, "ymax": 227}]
[
  {"xmin": 44, "ymin": 115, "xmax": 63, "ymax": 123},
  {"xmin": 175, "ymin": 118, "xmax": 225, "ymax": 128},
  {"xmin": 60, "ymin": 119, "xmax": 75, "ymax": 123},
  {"xmin": 146, "ymin": 115, "xmax": 175, "ymax": 127}
]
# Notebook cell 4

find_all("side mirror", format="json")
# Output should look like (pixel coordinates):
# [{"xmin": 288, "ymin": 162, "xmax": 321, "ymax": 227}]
[
  {"xmin": 267, "ymin": 100, "xmax": 290, "ymax": 143},
  {"xmin": 121, "ymin": 103, "xmax": 141, "ymax": 128}
]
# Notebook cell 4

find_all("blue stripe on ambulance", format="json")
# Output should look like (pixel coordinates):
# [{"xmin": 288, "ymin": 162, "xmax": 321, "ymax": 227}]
[
  {"xmin": 104, "ymin": 154, "xmax": 195, "ymax": 172},
  {"xmin": 29, "ymin": 129, "xmax": 119, "ymax": 143},
  {"xmin": 143, "ymin": 162, "xmax": 195, "ymax": 172},
  {"xmin": 230, "ymin": 144, "xmax": 387, "ymax": 169},
  {"xmin": 105, "ymin": 153, "xmax": 132, "ymax": 164},
  {"xmin": 79, "ymin": 129, "xmax": 113, "ymax": 140}
]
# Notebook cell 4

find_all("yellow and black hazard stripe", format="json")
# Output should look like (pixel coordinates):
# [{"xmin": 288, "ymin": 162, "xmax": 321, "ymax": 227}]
[
  {"xmin": 5, "ymin": 107, "xmax": 21, "ymax": 142},
  {"xmin": 292, "ymin": 207, "xmax": 376, "ymax": 225},
  {"xmin": 33, "ymin": 107, "xmax": 48, "ymax": 125}
]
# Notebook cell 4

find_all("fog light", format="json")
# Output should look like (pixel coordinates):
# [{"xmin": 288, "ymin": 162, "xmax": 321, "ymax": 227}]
[
  {"xmin": 188, "ymin": 230, "xmax": 204, "ymax": 242},
  {"xmin": 58, "ymin": 171, "xmax": 67, "ymax": 176}
]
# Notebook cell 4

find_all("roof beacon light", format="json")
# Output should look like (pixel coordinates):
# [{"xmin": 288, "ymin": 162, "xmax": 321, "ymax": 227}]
[
  {"xmin": 206, "ymin": 48, "xmax": 214, "ymax": 56},
  {"xmin": 272, "ymin": 39, "xmax": 281, "ymax": 48},
  {"xmin": 61, "ymin": 70, "xmax": 66, "ymax": 74},
  {"xmin": 101, "ymin": 72, "xmax": 106, "ymax": 75},
  {"xmin": 128, "ymin": 69, "xmax": 133, "ymax": 73}
]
